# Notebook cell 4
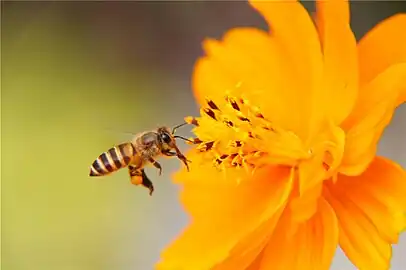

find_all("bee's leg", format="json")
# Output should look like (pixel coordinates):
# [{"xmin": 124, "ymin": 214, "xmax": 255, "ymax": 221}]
[
  {"xmin": 141, "ymin": 169, "xmax": 154, "ymax": 196},
  {"xmin": 128, "ymin": 165, "xmax": 154, "ymax": 196},
  {"xmin": 148, "ymin": 157, "xmax": 162, "ymax": 176},
  {"xmin": 173, "ymin": 146, "xmax": 191, "ymax": 171}
]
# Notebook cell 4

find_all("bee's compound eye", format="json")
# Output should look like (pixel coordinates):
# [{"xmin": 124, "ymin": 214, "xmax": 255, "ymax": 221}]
[{"xmin": 161, "ymin": 133, "xmax": 172, "ymax": 144}]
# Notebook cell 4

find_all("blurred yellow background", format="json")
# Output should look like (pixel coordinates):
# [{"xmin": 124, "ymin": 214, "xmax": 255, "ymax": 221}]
[{"xmin": 2, "ymin": 1, "xmax": 406, "ymax": 270}]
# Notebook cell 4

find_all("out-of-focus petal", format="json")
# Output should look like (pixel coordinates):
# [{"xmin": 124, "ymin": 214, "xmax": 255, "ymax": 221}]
[
  {"xmin": 213, "ymin": 204, "xmax": 287, "ymax": 270},
  {"xmin": 193, "ymin": 27, "xmax": 317, "ymax": 141},
  {"xmin": 325, "ymin": 156, "xmax": 406, "ymax": 269},
  {"xmin": 156, "ymin": 153, "xmax": 293, "ymax": 270},
  {"xmin": 248, "ymin": 0, "xmax": 324, "ymax": 140},
  {"xmin": 258, "ymin": 198, "xmax": 338, "ymax": 270},
  {"xmin": 357, "ymin": 13, "xmax": 406, "ymax": 107},
  {"xmin": 315, "ymin": 0, "xmax": 358, "ymax": 125},
  {"xmin": 340, "ymin": 63, "xmax": 406, "ymax": 176}
]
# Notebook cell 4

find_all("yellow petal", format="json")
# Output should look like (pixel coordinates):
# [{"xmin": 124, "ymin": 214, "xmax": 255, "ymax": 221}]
[
  {"xmin": 258, "ymin": 198, "xmax": 338, "ymax": 270},
  {"xmin": 156, "ymin": 153, "xmax": 293, "ymax": 270},
  {"xmin": 325, "ymin": 156, "xmax": 406, "ymax": 269},
  {"xmin": 340, "ymin": 63, "xmax": 406, "ymax": 176},
  {"xmin": 315, "ymin": 0, "xmax": 358, "ymax": 124},
  {"xmin": 357, "ymin": 14, "xmax": 406, "ymax": 106},
  {"xmin": 193, "ymin": 26, "xmax": 318, "ymax": 141},
  {"xmin": 248, "ymin": 0, "xmax": 324, "ymax": 141}
]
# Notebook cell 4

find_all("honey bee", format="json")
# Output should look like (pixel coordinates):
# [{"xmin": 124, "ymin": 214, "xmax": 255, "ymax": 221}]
[{"xmin": 89, "ymin": 123, "xmax": 192, "ymax": 195}]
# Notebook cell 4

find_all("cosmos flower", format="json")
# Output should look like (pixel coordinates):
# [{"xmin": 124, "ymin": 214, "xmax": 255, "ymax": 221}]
[{"xmin": 157, "ymin": 0, "xmax": 406, "ymax": 269}]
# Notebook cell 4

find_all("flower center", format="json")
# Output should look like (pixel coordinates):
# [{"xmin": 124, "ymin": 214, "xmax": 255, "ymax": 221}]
[{"xmin": 185, "ymin": 94, "xmax": 316, "ymax": 173}]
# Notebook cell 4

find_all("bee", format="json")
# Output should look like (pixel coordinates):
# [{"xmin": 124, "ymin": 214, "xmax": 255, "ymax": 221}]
[{"xmin": 89, "ymin": 123, "xmax": 192, "ymax": 195}]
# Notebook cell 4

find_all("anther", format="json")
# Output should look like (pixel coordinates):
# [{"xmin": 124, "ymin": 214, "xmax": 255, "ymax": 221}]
[
  {"xmin": 191, "ymin": 138, "xmax": 203, "ymax": 144},
  {"xmin": 226, "ymin": 96, "xmax": 240, "ymax": 111},
  {"xmin": 185, "ymin": 116, "xmax": 199, "ymax": 126},
  {"xmin": 203, "ymin": 141, "xmax": 215, "ymax": 151},
  {"xmin": 223, "ymin": 120, "xmax": 234, "ymax": 127},
  {"xmin": 229, "ymin": 140, "xmax": 243, "ymax": 147},
  {"xmin": 206, "ymin": 99, "xmax": 220, "ymax": 111},
  {"xmin": 204, "ymin": 108, "xmax": 217, "ymax": 120},
  {"xmin": 237, "ymin": 116, "xmax": 250, "ymax": 122}
]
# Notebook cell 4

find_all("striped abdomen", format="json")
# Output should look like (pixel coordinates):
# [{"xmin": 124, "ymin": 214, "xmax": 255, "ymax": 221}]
[{"xmin": 89, "ymin": 143, "xmax": 136, "ymax": 176}]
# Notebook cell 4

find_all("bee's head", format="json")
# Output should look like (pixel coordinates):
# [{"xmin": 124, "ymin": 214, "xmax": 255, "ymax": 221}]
[
  {"xmin": 157, "ymin": 123, "xmax": 192, "ymax": 152},
  {"xmin": 157, "ymin": 126, "xmax": 176, "ymax": 151},
  {"xmin": 157, "ymin": 123, "xmax": 192, "ymax": 171}
]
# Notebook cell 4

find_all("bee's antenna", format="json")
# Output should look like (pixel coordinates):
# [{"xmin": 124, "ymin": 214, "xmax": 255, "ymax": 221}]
[
  {"xmin": 174, "ymin": 135, "xmax": 194, "ymax": 143},
  {"xmin": 172, "ymin": 122, "xmax": 188, "ymax": 134}
]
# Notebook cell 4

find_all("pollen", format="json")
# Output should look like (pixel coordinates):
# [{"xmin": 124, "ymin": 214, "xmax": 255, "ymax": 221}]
[{"xmin": 185, "ymin": 90, "xmax": 312, "ymax": 173}]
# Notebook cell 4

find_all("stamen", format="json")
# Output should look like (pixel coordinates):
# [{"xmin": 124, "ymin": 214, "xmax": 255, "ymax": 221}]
[
  {"xmin": 206, "ymin": 99, "xmax": 220, "ymax": 111},
  {"xmin": 229, "ymin": 140, "xmax": 243, "ymax": 147},
  {"xmin": 188, "ymin": 94, "xmax": 307, "ymax": 175},
  {"xmin": 237, "ymin": 116, "xmax": 250, "ymax": 122},
  {"xmin": 225, "ymin": 96, "xmax": 240, "ymax": 111},
  {"xmin": 223, "ymin": 120, "xmax": 234, "ymax": 128},
  {"xmin": 193, "ymin": 138, "xmax": 203, "ymax": 144},
  {"xmin": 185, "ymin": 116, "xmax": 199, "ymax": 126},
  {"xmin": 204, "ymin": 108, "xmax": 217, "ymax": 120},
  {"xmin": 197, "ymin": 141, "xmax": 215, "ymax": 152},
  {"xmin": 186, "ymin": 137, "xmax": 203, "ymax": 145}
]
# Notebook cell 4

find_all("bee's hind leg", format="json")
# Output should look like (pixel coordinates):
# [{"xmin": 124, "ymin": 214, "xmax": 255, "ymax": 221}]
[
  {"xmin": 141, "ymin": 169, "xmax": 154, "ymax": 196},
  {"xmin": 128, "ymin": 166, "xmax": 154, "ymax": 196}
]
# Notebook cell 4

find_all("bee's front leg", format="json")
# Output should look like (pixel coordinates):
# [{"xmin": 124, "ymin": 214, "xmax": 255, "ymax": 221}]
[{"xmin": 163, "ymin": 150, "xmax": 191, "ymax": 171}]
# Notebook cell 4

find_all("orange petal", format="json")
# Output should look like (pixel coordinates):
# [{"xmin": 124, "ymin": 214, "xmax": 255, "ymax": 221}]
[
  {"xmin": 325, "ymin": 156, "xmax": 406, "ymax": 269},
  {"xmin": 248, "ymin": 0, "xmax": 323, "ymax": 140},
  {"xmin": 315, "ymin": 0, "xmax": 358, "ymax": 124},
  {"xmin": 298, "ymin": 121, "xmax": 345, "ymax": 195},
  {"xmin": 213, "ymin": 202, "xmax": 287, "ymax": 270},
  {"xmin": 357, "ymin": 14, "xmax": 406, "ymax": 107},
  {"xmin": 258, "ymin": 197, "xmax": 338, "ymax": 270},
  {"xmin": 340, "ymin": 63, "xmax": 406, "ymax": 176},
  {"xmin": 193, "ymin": 27, "xmax": 317, "ymax": 140},
  {"xmin": 156, "ymin": 153, "xmax": 293, "ymax": 270}
]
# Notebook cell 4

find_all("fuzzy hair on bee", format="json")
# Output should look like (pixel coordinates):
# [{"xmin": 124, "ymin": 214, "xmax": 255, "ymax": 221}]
[{"xmin": 89, "ymin": 123, "xmax": 193, "ymax": 195}]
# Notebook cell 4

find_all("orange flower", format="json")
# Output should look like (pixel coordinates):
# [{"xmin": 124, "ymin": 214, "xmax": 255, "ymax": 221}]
[{"xmin": 157, "ymin": 0, "xmax": 406, "ymax": 269}]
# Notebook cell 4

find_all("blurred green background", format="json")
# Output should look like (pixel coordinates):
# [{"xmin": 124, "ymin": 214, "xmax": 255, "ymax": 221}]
[{"xmin": 2, "ymin": 1, "xmax": 406, "ymax": 270}]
